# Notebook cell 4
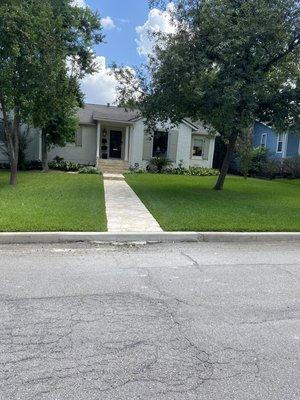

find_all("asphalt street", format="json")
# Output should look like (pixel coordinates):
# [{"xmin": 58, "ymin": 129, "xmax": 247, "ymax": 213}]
[{"xmin": 0, "ymin": 241, "xmax": 299, "ymax": 400}]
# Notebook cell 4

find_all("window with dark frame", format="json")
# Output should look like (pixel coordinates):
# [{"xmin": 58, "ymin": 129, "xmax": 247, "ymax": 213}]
[
  {"xmin": 152, "ymin": 131, "xmax": 168, "ymax": 157},
  {"xmin": 192, "ymin": 136, "xmax": 205, "ymax": 157}
]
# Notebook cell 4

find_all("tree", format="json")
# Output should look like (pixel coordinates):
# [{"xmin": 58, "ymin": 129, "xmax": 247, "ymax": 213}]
[
  {"xmin": 0, "ymin": 1, "xmax": 51, "ymax": 185},
  {"xmin": 31, "ymin": 0, "xmax": 103, "ymax": 171},
  {"xmin": 115, "ymin": 0, "xmax": 300, "ymax": 190},
  {"xmin": 0, "ymin": 0, "xmax": 103, "ymax": 183}
]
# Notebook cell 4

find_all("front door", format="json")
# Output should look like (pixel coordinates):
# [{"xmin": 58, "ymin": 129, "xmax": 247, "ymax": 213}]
[{"xmin": 109, "ymin": 131, "xmax": 122, "ymax": 159}]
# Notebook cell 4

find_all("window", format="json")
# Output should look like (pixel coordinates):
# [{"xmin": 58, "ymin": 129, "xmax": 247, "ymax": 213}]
[
  {"xmin": 75, "ymin": 128, "xmax": 82, "ymax": 147},
  {"xmin": 260, "ymin": 133, "xmax": 267, "ymax": 148},
  {"xmin": 152, "ymin": 131, "xmax": 168, "ymax": 157},
  {"xmin": 192, "ymin": 136, "xmax": 205, "ymax": 157},
  {"xmin": 276, "ymin": 133, "xmax": 284, "ymax": 153}
]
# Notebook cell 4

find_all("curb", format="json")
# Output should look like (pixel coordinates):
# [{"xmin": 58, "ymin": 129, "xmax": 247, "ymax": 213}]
[{"xmin": 0, "ymin": 232, "xmax": 299, "ymax": 244}]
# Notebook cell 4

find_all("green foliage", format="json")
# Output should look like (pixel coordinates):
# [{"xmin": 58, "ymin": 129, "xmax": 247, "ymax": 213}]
[
  {"xmin": 48, "ymin": 160, "xmax": 81, "ymax": 172},
  {"xmin": 78, "ymin": 166, "xmax": 101, "ymax": 175},
  {"xmin": 148, "ymin": 156, "xmax": 172, "ymax": 172},
  {"xmin": 0, "ymin": 0, "xmax": 103, "ymax": 180},
  {"xmin": 282, "ymin": 156, "xmax": 300, "ymax": 179},
  {"xmin": 116, "ymin": 0, "xmax": 300, "ymax": 188},
  {"xmin": 164, "ymin": 167, "xmax": 219, "ymax": 176},
  {"xmin": 22, "ymin": 160, "xmax": 43, "ymax": 171},
  {"xmin": 236, "ymin": 149, "xmax": 300, "ymax": 179},
  {"xmin": 235, "ymin": 127, "xmax": 254, "ymax": 178},
  {"xmin": 247, "ymin": 147, "xmax": 268, "ymax": 176}
]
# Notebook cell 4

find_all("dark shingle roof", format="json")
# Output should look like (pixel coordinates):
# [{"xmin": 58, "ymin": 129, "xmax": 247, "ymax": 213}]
[
  {"xmin": 78, "ymin": 103, "xmax": 140, "ymax": 125},
  {"xmin": 78, "ymin": 104, "xmax": 209, "ymax": 132}
]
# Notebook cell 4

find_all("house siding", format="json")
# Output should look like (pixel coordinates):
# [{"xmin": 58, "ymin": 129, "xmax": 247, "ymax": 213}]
[
  {"xmin": 48, "ymin": 125, "xmax": 97, "ymax": 165},
  {"xmin": 0, "ymin": 105, "xmax": 217, "ymax": 169},
  {"xmin": 286, "ymin": 133, "xmax": 300, "ymax": 157},
  {"xmin": 253, "ymin": 122, "xmax": 299, "ymax": 159}
]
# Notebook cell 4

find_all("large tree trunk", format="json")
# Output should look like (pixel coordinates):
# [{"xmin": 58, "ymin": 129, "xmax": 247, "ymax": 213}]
[
  {"xmin": 214, "ymin": 134, "xmax": 238, "ymax": 191},
  {"xmin": 10, "ymin": 159, "xmax": 18, "ymax": 186},
  {"xmin": 1, "ymin": 100, "xmax": 20, "ymax": 186},
  {"xmin": 9, "ymin": 113, "xmax": 20, "ymax": 186},
  {"xmin": 41, "ymin": 129, "xmax": 49, "ymax": 172}
]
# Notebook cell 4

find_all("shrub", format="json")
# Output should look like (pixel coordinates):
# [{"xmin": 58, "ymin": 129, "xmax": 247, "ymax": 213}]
[
  {"xmin": 282, "ymin": 156, "xmax": 300, "ymax": 178},
  {"xmin": 23, "ymin": 160, "xmax": 42, "ymax": 170},
  {"xmin": 148, "ymin": 157, "xmax": 172, "ymax": 173},
  {"xmin": 248, "ymin": 147, "xmax": 268, "ymax": 176},
  {"xmin": 78, "ymin": 166, "xmax": 101, "ymax": 174},
  {"xmin": 48, "ymin": 157, "xmax": 89, "ymax": 172},
  {"xmin": 261, "ymin": 158, "xmax": 283, "ymax": 179},
  {"xmin": 164, "ymin": 166, "xmax": 219, "ymax": 176}
]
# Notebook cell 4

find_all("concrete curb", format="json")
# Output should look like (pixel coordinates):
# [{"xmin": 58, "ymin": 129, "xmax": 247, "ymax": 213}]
[{"xmin": 0, "ymin": 231, "xmax": 299, "ymax": 244}]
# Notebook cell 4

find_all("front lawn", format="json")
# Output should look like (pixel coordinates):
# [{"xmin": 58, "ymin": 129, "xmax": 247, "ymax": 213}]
[
  {"xmin": 126, "ymin": 174, "xmax": 300, "ymax": 232},
  {"xmin": 0, "ymin": 171, "xmax": 106, "ymax": 231}
]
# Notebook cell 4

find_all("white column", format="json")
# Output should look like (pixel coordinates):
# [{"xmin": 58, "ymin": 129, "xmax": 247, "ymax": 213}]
[
  {"xmin": 125, "ymin": 126, "xmax": 129, "ymax": 161},
  {"xmin": 96, "ymin": 121, "xmax": 101, "ymax": 161}
]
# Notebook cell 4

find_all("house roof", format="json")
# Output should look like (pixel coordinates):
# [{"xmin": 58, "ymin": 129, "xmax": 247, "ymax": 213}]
[
  {"xmin": 78, "ymin": 103, "xmax": 140, "ymax": 125},
  {"xmin": 78, "ymin": 103, "xmax": 212, "ymax": 133}
]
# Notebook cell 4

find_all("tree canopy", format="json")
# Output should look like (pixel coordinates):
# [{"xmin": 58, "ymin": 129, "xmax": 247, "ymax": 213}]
[
  {"xmin": 0, "ymin": 0, "xmax": 103, "ymax": 182},
  {"xmin": 115, "ymin": 0, "xmax": 300, "ymax": 189}
]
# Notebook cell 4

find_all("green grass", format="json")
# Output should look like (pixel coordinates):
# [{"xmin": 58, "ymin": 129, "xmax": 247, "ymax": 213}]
[
  {"xmin": 126, "ymin": 174, "xmax": 300, "ymax": 232},
  {"xmin": 0, "ymin": 171, "xmax": 106, "ymax": 231}
]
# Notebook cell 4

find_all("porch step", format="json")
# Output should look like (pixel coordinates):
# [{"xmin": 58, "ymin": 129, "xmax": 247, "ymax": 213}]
[{"xmin": 97, "ymin": 159, "xmax": 130, "ymax": 174}]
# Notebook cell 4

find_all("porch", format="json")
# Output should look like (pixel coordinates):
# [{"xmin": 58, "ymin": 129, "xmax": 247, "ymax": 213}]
[{"xmin": 95, "ymin": 119, "xmax": 132, "ymax": 158}]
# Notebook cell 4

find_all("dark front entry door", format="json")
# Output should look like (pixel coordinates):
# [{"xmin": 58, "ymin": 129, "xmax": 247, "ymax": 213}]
[{"xmin": 109, "ymin": 131, "xmax": 122, "ymax": 158}]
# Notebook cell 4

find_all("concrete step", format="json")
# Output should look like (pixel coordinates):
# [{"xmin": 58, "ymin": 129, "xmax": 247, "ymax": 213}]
[{"xmin": 97, "ymin": 159, "xmax": 129, "ymax": 174}]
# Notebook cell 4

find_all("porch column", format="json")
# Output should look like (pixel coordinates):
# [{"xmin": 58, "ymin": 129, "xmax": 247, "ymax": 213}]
[
  {"xmin": 96, "ymin": 121, "xmax": 101, "ymax": 162},
  {"xmin": 125, "ymin": 126, "xmax": 129, "ymax": 161}
]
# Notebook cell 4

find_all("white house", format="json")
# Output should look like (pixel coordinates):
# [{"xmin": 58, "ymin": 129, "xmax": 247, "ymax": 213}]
[{"xmin": 1, "ymin": 103, "xmax": 216, "ymax": 172}]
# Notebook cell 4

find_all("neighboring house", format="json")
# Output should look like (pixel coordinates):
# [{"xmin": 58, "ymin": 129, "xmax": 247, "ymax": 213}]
[
  {"xmin": 46, "ymin": 103, "xmax": 216, "ymax": 172},
  {"xmin": 253, "ymin": 121, "xmax": 300, "ymax": 158}
]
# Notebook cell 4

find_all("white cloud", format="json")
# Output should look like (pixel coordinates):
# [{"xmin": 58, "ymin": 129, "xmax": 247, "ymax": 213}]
[
  {"xmin": 71, "ymin": 0, "xmax": 87, "ymax": 7},
  {"xmin": 136, "ymin": 2, "xmax": 176, "ymax": 57},
  {"xmin": 101, "ymin": 16, "xmax": 116, "ymax": 30},
  {"xmin": 81, "ymin": 56, "xmax": 118, "ymax": 105}
]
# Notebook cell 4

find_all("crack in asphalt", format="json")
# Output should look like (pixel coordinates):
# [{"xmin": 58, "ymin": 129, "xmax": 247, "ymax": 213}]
[{"xmin": 0, "ymin": 291, "xmax": 260, "ymax": 399}]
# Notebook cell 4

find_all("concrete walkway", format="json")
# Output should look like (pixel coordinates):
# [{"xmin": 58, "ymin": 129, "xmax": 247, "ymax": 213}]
[{"xmin": 104, "ymin": 177, "xmax": 162, "ymax": 232}]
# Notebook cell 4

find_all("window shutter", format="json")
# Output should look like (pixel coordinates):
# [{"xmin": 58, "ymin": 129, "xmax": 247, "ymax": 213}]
[
  {"xmin": 202, "ymin": 138, "xmax": 210, "ymax": 160},
  {"xmin": 75, "ymin": 127, "xmax": 83, "ymax": 146},
  {"xmin": 167, "ymin": 130, "xmax": 179, "ymax": 162},
  {"xmin": 143, "ymin": 131, "xmax": 153, "ymax": 160}
]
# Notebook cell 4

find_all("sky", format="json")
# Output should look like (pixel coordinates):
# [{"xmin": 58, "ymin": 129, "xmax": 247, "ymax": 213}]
[{"xmin": 73, "ymin": 0, "xmax": 175, "ymax": 105}]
